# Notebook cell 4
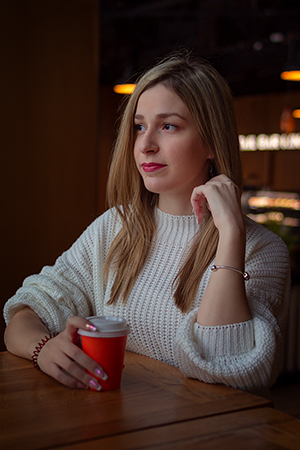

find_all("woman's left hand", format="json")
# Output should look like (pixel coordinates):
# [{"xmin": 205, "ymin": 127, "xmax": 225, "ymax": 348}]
[
  {"xmin": 192, "ymin": 175, "xmax": 251, "ymax": 326},
  {"xmin": 191, "ymin": 174, "xmax": 244, "ymax": 235}
]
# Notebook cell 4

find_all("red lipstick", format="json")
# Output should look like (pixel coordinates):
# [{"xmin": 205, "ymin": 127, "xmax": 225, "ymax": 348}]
[{"xmin": 142, "ymin": 163, "xmax": 166, "ymax": 172}]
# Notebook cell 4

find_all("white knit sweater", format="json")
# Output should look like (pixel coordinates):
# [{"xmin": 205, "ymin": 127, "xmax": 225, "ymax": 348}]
[{"xmin": 4, "ymin": 208, "xmax": 290, "ymax": 396}]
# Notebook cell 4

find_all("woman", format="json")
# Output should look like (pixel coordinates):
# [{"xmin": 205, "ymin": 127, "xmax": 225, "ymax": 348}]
[{"xmin": 4, "ymin": 53, "xmax": 290, "ymax": 397}]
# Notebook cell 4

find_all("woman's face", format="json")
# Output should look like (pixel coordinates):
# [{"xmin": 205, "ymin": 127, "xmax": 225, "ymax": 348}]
[{"xmin": 133, "ymin": 83, "xmax": 212, "ymax": 214}]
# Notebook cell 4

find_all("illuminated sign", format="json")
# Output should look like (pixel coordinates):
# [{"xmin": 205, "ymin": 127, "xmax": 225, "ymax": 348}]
[
  {"xmin": 248, "ymin": 196, "xmax": 300, "ymax": 210},
  {"xmin": 239, "ymin": 133, "xmax": 300, "ymax": 151}
]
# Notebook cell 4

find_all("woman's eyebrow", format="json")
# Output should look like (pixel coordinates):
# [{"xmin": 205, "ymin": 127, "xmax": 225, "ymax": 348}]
[{"xmin": 134, "ymin": 112, "xmax": 186, "ymax": 120}]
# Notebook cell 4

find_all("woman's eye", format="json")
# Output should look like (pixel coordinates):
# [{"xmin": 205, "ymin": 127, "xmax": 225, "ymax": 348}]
[
  {"xmin": 164, "ymin": 123, "xmax": 177, "ymax": 131},
  {"xmin": 134, "ymin": 123, "xmax": 145, "ymax": 132}
]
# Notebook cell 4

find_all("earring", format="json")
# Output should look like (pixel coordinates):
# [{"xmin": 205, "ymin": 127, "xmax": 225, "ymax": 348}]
[{"xmin": 209, "ymin": 160, "xmax": 216, "ymax": 178}]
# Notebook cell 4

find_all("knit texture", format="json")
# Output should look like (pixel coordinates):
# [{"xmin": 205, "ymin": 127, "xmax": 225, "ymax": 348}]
[{"xmin": 3, "ymin": 208, "xmax": 290, "ymax": 396}]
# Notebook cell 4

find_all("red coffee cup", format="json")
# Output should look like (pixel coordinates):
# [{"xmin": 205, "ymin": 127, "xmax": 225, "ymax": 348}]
[{"xmin": 78, "ymin": 316, "xmax": 130, "ymax": 391}]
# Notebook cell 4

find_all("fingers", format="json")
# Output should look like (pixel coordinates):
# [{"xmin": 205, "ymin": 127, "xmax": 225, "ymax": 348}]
[
  {"xmin": 60, "ymin": 337, "xmax": 107, "ymax": 381},
  {"xmin": 37, "ymin": 318, "xmax": 108, "ymax": 391},
  {"xmin": 65, "ymin": 316, "xmax": 97, "ymax": 340},
  {"xmin": 46, "ymin": 346, "xmax": 104, "ymax": 391},
  {"xmin": 191, "ymin": 174, "xmax": 242, "ymax": 229},
  {"xmin": 191, "ymin": 191, "xmax": 206, "ymax": 224},
  {"xmin": 191, "ymin": 178, "xmax": 219, "ymax": 224}
]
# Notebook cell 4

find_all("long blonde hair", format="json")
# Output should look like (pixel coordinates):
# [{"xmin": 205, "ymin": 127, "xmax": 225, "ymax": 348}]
[{"xmin": 105, "ymin": 53, "xmax": 243, "ymax": 312}]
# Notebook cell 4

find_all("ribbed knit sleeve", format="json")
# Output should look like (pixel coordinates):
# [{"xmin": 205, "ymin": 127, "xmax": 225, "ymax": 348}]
[
  {"xmin": 3, "ymin": 209, "xmax": 120, "ymax": 333},
  {"xmin": 174, "ymin": 216, "xmax": 291, "ymax": 396}
]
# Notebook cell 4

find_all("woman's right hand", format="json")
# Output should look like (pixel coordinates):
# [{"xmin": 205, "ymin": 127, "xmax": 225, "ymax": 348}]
[{"xmin": 37, "ymin": 316, "xmax": 107, "ymax": 390}]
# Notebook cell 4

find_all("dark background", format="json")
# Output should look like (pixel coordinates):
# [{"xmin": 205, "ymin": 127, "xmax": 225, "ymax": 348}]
[{"xmin": 1, "ymin": 0, "xmax": 300, "ymax": 354}]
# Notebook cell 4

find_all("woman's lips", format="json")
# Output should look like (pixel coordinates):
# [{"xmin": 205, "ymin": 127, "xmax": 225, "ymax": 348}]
[{"xmin": 142, "ymin": 163, "xmax": 166, "ymax": 172}]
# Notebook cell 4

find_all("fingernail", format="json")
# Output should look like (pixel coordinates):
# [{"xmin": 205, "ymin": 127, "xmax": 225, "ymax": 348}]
[
  {"xmin": 85, "ymin": 323, "xmax": 97, "ymax": 331},
  {"xmin": 89, "ymin": 379, "xmax": 102, "ymax": 391},
  {"xmin": 95, "ymin": 367, "xmax": 108, "ymax": 380}
]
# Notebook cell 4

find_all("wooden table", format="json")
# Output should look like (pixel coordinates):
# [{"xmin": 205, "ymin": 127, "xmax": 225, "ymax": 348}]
[{"xmin": 1, "ymin": 351, "xmax": 299, "ymax": 449}]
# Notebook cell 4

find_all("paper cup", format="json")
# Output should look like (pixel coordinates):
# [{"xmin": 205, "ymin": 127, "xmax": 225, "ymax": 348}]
[{"xmin": 78, "ymin": 316, "xmax": 130, "ymax": 391}]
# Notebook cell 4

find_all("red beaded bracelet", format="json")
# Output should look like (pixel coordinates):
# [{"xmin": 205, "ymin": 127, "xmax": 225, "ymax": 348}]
[{"xmin": 32, "ymin": 333, "xmax": 59, "ymax": 371}]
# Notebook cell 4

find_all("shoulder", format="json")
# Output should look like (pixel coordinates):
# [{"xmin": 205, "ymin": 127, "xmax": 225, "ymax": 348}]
[
  {"xmin": 95, "ymin": 207, "xmax": 120, "ymax": 225},
  {"xmin": 86, "ymin": 208, "xmax": 122, "ymax": 237},
  {"xmin": 70, "ymin": 208, "xmax": 121, "ymax": 248}
]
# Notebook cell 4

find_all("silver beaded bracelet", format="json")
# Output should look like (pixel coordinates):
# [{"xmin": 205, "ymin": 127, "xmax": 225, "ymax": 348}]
[{"xmin": 211, "ymin": 264, "xmax": 250, "ymax": 281}]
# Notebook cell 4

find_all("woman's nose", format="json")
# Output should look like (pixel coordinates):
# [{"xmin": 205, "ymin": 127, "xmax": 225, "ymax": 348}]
[{"xmin": 139, "ymin": 130, "xmax": 159, "ymax": 154}]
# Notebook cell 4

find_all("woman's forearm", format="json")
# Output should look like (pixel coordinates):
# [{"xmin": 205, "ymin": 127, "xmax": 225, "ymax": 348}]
[
  {"xmin": 197, "ymin": 227, "xmax": 252, "ymax": 326},
  {"xmin": 4, "ymin": 307, "xmax": 50, "ymax": 360}
]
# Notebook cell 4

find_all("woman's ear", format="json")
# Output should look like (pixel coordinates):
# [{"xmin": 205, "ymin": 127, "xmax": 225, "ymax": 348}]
[{"xmin": 206, "ymin": 146, "xmax": 214, "ymax": 161}]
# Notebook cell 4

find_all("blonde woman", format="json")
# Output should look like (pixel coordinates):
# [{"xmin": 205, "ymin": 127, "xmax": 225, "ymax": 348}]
[{"xmin": 4, "ymin": 53, "xmax": 290, "ymax": 397}]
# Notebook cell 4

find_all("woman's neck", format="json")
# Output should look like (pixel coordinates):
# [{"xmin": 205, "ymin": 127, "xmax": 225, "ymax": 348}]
[{"xmin": 158, "ymin": 194, "xmax": 194, "ymax": 216}]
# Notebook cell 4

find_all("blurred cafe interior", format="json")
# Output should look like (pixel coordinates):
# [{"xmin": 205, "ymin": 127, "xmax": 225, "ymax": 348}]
[{"xmin": 1, "ymin": 0, "xmax": 299, "ymax": 398}]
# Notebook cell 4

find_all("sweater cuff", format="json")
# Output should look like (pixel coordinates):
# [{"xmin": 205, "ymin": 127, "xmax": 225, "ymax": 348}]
[{"xmin": 193, "ymin": 320, "xmax": 254, "ymax": 358}]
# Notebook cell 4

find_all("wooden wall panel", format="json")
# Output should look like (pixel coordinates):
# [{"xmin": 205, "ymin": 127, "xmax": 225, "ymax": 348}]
[
  {"xmin": 0, "ymin": 0, "xmax": 99, "ymax": 350},
  {"xmin": 241, "ymin": 151, "xmax": 273, "ymax": 189},
  {"xmin": 97, "ymin": 86, "xmax": 124, "ymax": 214},
  {"xmin": 272, "ymin": 151, "xmax": 300, "ymax": 192}
]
